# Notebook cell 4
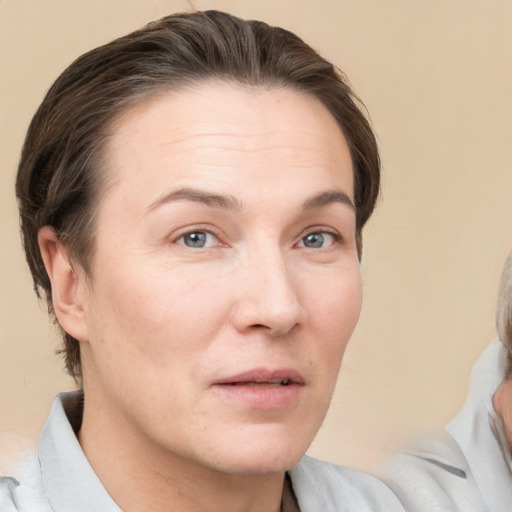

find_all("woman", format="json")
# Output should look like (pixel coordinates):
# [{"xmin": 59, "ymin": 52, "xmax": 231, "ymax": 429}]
[{"xmin": 0, "ymin": 10, "xmax": 404, "ymax": 512}]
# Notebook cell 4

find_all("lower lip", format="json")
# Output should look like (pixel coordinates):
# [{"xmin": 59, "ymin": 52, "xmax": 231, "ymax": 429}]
[{"xmin": 212, "ymin": 383, "xmax": 302, "ymax": 409}]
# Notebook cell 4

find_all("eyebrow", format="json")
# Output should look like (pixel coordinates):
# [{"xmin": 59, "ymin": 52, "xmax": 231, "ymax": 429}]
[
  {"xmin": 147, "ymin": 187, "xmax": 354, "ymax": 214},
  {"xmin": 147, "ymin": 188, "xmax": 243, "ymax": 213},
  {"xmin": 302, "ymin": 190, "xmax": 355, "ymax": 211}
]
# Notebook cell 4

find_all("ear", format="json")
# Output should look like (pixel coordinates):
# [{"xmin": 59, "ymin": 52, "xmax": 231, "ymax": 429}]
[{"xmin": 38, "ymin": 226, "xmax": 89, "ymax": 343}]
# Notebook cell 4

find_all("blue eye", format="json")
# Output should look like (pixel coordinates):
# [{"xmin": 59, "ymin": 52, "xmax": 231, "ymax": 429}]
[
  {"xmin": 177, "ymin": 231, "xmax": 218, "ymax": 248},
  {"xmin": 298, "ymin": 232, "xmax": 336, "ymax": 249}
]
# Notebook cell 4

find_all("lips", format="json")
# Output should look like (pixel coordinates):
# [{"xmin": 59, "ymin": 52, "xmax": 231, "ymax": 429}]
[
  {"xmin": 212, "ymin": 368, "xmax": 304, "ymax": 409},
  {"xmin": 213, "ymin": 368, "xmax": 305, "ymax": 387},
  {"xmin": 230, "ymin": 379, "xmax": 291, "ymax": 387}
]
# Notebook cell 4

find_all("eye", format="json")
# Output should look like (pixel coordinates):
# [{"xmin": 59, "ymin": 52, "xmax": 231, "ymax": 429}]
[
  {"xmin": 297, "ymin": 231, "xmax": 337, "ymax": 249},
  {"xmin": 176, "ymin": 231, "xmax": 219, "ymax": 248}
]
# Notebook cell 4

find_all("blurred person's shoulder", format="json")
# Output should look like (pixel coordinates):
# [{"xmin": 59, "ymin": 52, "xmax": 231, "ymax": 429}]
[
  {"xmin": 0, "ymin": 454, "xmax": 50, "ymax": 512},
  {"xmin": 291, "ymin": 455, "xmax": 405, "ymax": 511},
  {"xmin": 381, "ymin": 341, "xmax": 511, "ymax": 512},
  {"xmin": 383, "ymin": 432, "xmax": 487, "ymax": 512}
]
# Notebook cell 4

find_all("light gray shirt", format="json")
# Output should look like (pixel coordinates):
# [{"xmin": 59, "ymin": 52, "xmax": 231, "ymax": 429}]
[{"xmin": 1, "ymin": 392, "xmax": 405, "ymax": 511}]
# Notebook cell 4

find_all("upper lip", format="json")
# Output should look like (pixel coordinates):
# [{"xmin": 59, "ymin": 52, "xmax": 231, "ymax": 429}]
[{"xmin": 213, "ymin": 368, "xmax": 305, "ymax": 386}]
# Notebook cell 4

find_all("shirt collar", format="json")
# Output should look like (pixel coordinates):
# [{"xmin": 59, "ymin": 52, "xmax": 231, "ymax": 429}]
[{"xmin": 38, "ymin": 391, "xmax": 122, "ymax": 512}]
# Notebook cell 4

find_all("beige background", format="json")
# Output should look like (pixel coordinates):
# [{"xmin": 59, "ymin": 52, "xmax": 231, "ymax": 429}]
[{"xmin": 1, "ymin": 0, "xmax": 511, "ymax": 474}]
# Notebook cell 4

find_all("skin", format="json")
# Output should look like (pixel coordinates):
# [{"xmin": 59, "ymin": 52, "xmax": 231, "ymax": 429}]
[
  {"xmin": 39, "ymin": 82, "xmax": 362, "ymax": 512},
  {"xmin": 493, "ymin": 379, "xmax": 512, "ymax": 447}
]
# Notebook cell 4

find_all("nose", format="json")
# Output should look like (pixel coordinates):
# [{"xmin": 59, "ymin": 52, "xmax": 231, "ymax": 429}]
[{"xmin": 230, "ymin": 246, "xmax": 307, "ymax": 337}]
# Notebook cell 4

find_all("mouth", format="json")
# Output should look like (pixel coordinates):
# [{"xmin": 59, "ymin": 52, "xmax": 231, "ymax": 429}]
[
  {"xmin": 212, "ymin": 369, "xmax": 304, "ymax": 409},
  {"xmin": 213, "ymin": 368, "xmax": 304, "ymax": 387},
  {"xmin": 228, "ymin": 379, "xmax": 292, "ymax": 388}
]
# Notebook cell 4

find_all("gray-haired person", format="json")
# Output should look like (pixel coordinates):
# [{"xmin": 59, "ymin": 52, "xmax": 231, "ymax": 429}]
[
  {"xmin": 0, "ymin": 10, "xmax": 405, "ymax": 512},
  {"xmin": 383, "ymin": 251, "xmax": 512, "ymax": 511}
]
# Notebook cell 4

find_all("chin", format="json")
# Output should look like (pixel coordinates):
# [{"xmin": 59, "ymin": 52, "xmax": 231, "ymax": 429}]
[
  {"xmin": 215, "ymin": 452, "xmax": 304, "ymax": 478},
  {"xmin": 205, "ymin": 425, "xmax": 314, "ymax": 477}
]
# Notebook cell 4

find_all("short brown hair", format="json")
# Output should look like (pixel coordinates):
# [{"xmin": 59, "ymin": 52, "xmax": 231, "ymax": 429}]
[{"xmin": 16, "ymin": 10, "xmax": 381, "ymax": 382}]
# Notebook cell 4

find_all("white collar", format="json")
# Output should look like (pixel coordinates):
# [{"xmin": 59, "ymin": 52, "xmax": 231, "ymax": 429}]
[{"xmin": 39, "ymin": 391, "xmax": 122, "ymax": 511}]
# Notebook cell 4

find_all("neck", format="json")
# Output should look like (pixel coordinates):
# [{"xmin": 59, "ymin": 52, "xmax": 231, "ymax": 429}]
[{"xmin": 78, "ymin": 394, "xmax": 285, "ymax": 512}]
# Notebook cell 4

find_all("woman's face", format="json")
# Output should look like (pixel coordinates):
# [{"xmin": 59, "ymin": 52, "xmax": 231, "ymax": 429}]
[{"xmin": 77, "ymin": 82, "xmax": 362, "ymax": 476}]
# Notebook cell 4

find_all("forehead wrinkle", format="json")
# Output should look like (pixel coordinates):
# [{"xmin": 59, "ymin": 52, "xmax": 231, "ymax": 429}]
[
  {"xmin": 148, "ymin": 141, "xmax": 345, "ymax": 165},
  {"xmin": 150, "ymin": 125, "xmax": 340, "ymax": 152}
]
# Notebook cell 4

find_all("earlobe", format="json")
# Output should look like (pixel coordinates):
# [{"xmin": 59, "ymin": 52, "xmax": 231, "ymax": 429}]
[{"xmin": 38, "ymin": 226, "xmax": 89, "ymax": 343}]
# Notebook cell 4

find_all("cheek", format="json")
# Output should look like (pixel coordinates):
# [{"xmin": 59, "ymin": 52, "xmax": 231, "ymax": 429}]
[
  {"xmin": 311, "ymin": 261, "xmax": 361, "ymax": 319},
  {"xmin": 85, "ymin": 265, "xmax": 233, "ymax": 373},
  {"xmin": 306, "ymin": 267, "xmax": 362, "ymax": 371}
]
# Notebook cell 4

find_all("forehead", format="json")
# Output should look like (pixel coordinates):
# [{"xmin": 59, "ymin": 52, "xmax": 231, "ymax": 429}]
[{"xmin": 100, "ymin": 82, "xmax": 353, "ymax": 209}]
